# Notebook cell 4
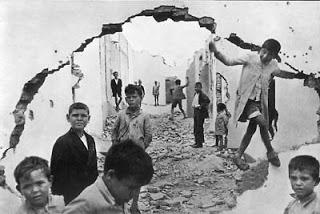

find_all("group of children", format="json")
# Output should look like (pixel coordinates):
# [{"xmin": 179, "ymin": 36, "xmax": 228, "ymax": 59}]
[
  {"xmin": 5, "ymin": 36, "xmax": 320, "ymax": 213},
  {"xmin": 13, "ymin": 83, "xmax": 154, "ymax": 214}
]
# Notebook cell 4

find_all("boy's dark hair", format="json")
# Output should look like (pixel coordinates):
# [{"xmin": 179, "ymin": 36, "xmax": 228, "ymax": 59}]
[
  {"xmin": 68, "ymin": 102, "xmax": 90, "ymax": 115},
  {"xmin": 217, "ymin": 103, "xmax": 227, "ymax": 112},
  {"xmin": 195, "ymin": 82, "xmax": 202, "ymax": 87},
  {"xmin": 14, "ymin": 156, "xmax": 51, "ymax": 186},
  {"xmin": 104, "ymin": 140, "xmax": 154, "ymax": 185},
  {"xmin": 289, "ymin": 155, "xmax": 320, "ymax": 181},
  {"xmin": 125, "ymin": 84, "xmax": 142, "ymax": 97},
  {"xmin": 175, "ymin": 79, "xmax": 181, "ymax": 85}
]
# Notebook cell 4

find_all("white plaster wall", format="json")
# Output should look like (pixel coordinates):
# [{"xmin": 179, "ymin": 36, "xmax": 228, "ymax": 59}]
[{"xmin": 0, "ymin": 0, "xmax": 319, "ymax": 199}]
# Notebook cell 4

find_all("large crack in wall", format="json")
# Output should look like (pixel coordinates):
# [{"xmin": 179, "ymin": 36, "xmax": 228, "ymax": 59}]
[{"xmin": 1, "ymin": 6, "xmax": 216, "ymax": 160}]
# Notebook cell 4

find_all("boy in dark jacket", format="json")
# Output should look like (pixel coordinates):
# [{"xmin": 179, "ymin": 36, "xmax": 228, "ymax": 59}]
[
  {"xmin": 191, "ymin": 82, "xmax": 210, "ymax": 148},
  {"xmin": 50, "ymin": 102, "xmax": 98, "ymax": 204}
]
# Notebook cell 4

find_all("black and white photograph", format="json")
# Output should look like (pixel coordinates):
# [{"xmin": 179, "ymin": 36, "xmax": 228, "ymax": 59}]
[{"xmin": 1, "ymin": 1, "xmax": 320, "ymax": 213}]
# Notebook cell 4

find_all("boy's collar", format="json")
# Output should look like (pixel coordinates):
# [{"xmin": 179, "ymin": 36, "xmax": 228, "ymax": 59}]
[
  {"xmin": 126, "ymin": 107, "xmax": 141, "ymax": 115},
  {"xmin": 290, "ymin": 192, "xmax": 316, "ymax": 207}
]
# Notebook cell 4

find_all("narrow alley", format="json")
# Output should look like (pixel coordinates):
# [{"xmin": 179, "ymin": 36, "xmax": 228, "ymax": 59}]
[{"xmin": 100, "ymin": 103, "xmax": 268, "ymax": 214}]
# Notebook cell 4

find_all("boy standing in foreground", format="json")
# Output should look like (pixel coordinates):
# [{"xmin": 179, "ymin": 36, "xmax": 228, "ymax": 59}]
[
  {"xmin": 112, "ymin": 84, "xmax": 152, "ymax": 214},
  {"xmin": 284, "ymin": 155, "xmax": 320, "ymax": 213},
  {"xmin": 14, "ymin": 156, "xmax": 65, "ymax": 214},
  {"xmin": 63, "ymin": 140, "xmax": 154, "ymax": 214},
  {"xmin": 209, "ymin": 36, "xmax": 307, "ymax": 170},
  {"xmin": 50, "ymin": 102, "xmax": 98, "ymax": 204}
]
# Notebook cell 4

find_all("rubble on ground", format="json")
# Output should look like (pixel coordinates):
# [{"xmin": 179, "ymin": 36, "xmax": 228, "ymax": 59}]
[{"xmin": 102, "ymin": 111, "xmax": 268, "ymax": 213}]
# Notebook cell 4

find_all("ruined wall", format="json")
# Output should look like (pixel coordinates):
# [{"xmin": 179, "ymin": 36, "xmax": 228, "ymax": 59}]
[{"xmin": 130, "ymin": 50, "xmax": 184, "ymax": 106}]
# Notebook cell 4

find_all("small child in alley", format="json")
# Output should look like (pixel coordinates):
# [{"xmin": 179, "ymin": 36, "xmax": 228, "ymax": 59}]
[
  {"xmin": 169, "ymin": 77, "xmax": 189, "ymax": 120},
  {"xmin": 215, "ymin": 103, "xmax": 231, "ymax": 150},
  {"xmin": 111, "ymin": 84, "xmax": 152, "ymax": 214},
  {"xmin": 284, "ymin": 155, "xmax": 320, "ymax": 213},
  {"xmin": 14, "ymin": 156, "xmax": 65, "ymax": 214},
  {"xmin": 63, "ymin": 140, "xmax": 154, "ymax": 214}
]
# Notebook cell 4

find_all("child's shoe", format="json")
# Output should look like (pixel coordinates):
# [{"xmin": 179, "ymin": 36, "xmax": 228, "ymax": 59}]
[{"xmin": 267, "ymin": 151, "xmax": 281, "ymax": 167}]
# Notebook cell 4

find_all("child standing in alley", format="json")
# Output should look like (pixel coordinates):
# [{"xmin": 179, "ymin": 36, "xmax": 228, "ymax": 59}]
[
  {"xmin": 209, "ymin": 36, "xmax": 308, "ymax": 170},
  {"xmin": 215, "ymin": 103, "xmax": 231, "ymax": 150},
  {"xmin": 112, "ymin": 84, "xmax": 152, "ymax": 214},
  {"xmin": 50, "ymin": 102, "xmax": 98, "ymax": 204},
  {"xmin": 191, "ymin": 82, "xmax": 210, "ymax": 148},
  {"xmin": 14, "ymin": 156, "xmax": 65, "ymax": 214},
  {"xmin": 284, "ymin": 155, "xmax": 320, "ymax": 213},
  {"xmin": 169, "ymin": 77, "xmax": 189, "ymax": 120}
]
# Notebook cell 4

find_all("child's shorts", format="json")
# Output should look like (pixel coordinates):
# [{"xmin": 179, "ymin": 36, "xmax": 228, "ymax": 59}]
[
  {"xmin": 172, "ymin": 99, "xmax": 182, "ymax": 108},
  {"xmin": 238, "ymin": 99, "xmax": 262, "ymax": 122}
]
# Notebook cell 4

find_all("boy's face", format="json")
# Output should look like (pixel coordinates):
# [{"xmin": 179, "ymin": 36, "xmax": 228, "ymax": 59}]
[
  {"xmin": 195, "ymin": 84, "xmax": 202, "ymax": 93},
  {"xmin": 289, "ymin": 169, "xmax": 318, "ymax": 200},
  {"xmin": 113, "ymin": 72, "xmax": 118, "ymax": 79},
  {"xmin": 104, "ymin": 171, "xmax": 142, "ymax": 205},
  {"xmin": 259, "ymin": 48, "xmax": 275, "ymax": 65},
  {"xmin": 67, "ymin": 109, "xmax": 90, "ymax": 131},
  {"xmin": 125, "ymin": 91, "xmax": 141, "ymax": 108},
  {"xmin": 18, "ymin": 169, "xmax": 51, "ymax": 208}
]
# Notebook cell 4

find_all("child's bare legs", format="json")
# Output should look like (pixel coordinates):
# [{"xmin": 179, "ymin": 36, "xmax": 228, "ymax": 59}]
[
  {"xmin": 215, "ymin": 135, "xmax": 222, "ymax": 150},
  {"xmin": 178, "ymin": 101, "xmax": 186, "ymax": 118},
  {"xmin": 130, "ymin": 188, "xmax": 141, "ymax": 214},
  {"xmin": 235, "ymin": 115, "xmax": 280, "ymax": 170}
]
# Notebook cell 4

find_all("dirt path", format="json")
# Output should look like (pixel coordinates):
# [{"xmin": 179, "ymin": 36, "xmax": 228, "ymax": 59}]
[{"xmin": 100, "ymin": 110, "xmax": 271, "ymax": 213}]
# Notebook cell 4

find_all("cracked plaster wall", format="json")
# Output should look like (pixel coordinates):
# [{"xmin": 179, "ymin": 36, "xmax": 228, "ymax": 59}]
[{"xmin": 1, "ymin": 0, "xmax": 320, "ymax": 190}]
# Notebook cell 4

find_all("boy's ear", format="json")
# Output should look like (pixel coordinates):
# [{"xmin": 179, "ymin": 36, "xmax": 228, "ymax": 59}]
[
  {"xmin": 105, "ymin": 169, "xmax": 115, "ymax": 179},
  {"xmin": 66, "ymin": 114, "xmax": 70, "ymax": 121}
]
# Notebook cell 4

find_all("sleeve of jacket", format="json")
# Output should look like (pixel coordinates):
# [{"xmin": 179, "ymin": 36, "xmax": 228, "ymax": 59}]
[
  {"xmin": 143, "ymin": 114, "xmax": 152, "ymax": 148},
  {"xmin": 50, "ymin": 137, "xmax": 69, "ymax": 196},
  {"xmin": 111, "ymin": 115, "xmax": 121, "ymax": 144},
  {"xmin": 200, "ymin": 93, "xmax": 210, "ymax": 108},
  {"xmin": 63, "ymin": 198, "xmax": 92, "ymax": 214},
  {"xmin": 119, "ymin": 79, "xmax": 122, "ymax": 89}
]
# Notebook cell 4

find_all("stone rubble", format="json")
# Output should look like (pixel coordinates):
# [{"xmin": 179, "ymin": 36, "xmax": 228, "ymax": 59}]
[{"xmin": 101, "ymin": 111, "xmax": 261, "ymax": 213}]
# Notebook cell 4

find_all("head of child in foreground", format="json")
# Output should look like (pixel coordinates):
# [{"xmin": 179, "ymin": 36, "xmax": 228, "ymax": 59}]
[
  {"xmin": 102, "ymin": 140, "xmax": 154, "ymax": 204},
  {"xmin": 194, "ymin": 82, "xmax": 202, "ymax": 93},
  {"xmin": 217, "ymin": 103, "xmax": 227, "ymax": 113},
  {"xmin": 67, "ymin": 102, "xmax": 90, "ymax": 131},
  {"xmin": 14, "ymin": 156, "xmax": 52, "ymax": 208},
  {"xmin": 125, "ymin": 84, "xmax": 142, "ymax": 109},
  {"xmin": 259, "ymin": 39, "xmax": 281, "ymax": 65},
  {"xmin": 288, "ymin": 155, "xmax": 320, "ymax": 200}
]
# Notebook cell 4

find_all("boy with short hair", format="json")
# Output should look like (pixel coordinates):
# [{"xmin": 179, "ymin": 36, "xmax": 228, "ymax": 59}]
[
  {"xmin": 284, "ymin": 155, "xmax": 320, "ymax": 213},
  {"xmin": 14, "ymin": 156, "xmax": 65, "ymax": 214},
  {"xmin": 112, "ymin": 84, "xmax": 152, "ymax": 214},
  {"xmin": 169, "ymin": 77, "xmax": 189, "ymax": 120},
  {"xmin": 50, "ymin": 102, "xmax": 98, "ymax": 204},
  {"xmin": 209, "ymin": 36, "xmax": 308, "ymax": 170},
  {"xmin": 63, "ymin": 139, "xmax": 154, "ymax": 214},
  {"xmin": 191, "ymin": 82, "xmax": 210, "ymax": 148},
  {"xmin": 215, "ymin": 103, "xmax": 231, "ymax": 150}
]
